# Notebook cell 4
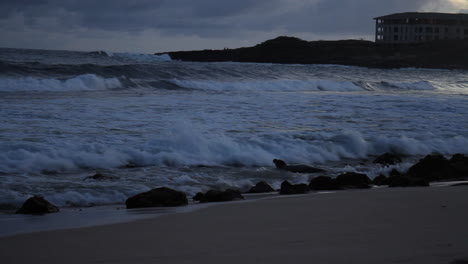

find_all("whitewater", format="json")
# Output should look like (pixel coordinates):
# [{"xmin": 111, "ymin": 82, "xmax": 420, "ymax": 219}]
[{"xmin": 0, "ymin": 47, "xmax": 467, "ymax": 208}]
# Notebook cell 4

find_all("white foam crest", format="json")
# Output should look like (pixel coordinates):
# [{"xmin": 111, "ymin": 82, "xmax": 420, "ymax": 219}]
[
  {"xmin": 0, "ymin": 74, "xmax": 122, "ymax": 92},
  {"xmin": 108, "ymin": 52, "xmax": 172, "ymax": 62},
  {"xmin": 1, "ymin": 128, "xmax": 467, "ymax": 174},
  {"xmin": 169, "ymin": 79, "xmax": 364, "ymax": 92}
]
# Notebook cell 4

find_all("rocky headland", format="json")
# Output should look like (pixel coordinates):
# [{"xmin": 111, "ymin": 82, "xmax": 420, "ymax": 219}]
[{"xmin": 160, "ymin": 36, "xmax": 468, "ymax": 70}]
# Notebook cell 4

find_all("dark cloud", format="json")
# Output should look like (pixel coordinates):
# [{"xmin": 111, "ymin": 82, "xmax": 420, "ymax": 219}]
[{"xmin": 0, "ymin": 0, "xmax": 458, "ymax": 51}]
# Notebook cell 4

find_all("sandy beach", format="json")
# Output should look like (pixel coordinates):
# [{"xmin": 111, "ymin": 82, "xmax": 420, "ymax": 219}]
[{"xmin": 1, "ymin": 186, "xmax": 467, "ymax": 264}]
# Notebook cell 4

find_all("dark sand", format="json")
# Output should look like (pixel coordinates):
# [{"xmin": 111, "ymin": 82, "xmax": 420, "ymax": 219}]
[{"xmin": 1, "ymin": 186, "xmax": 467, "ymax": 264}]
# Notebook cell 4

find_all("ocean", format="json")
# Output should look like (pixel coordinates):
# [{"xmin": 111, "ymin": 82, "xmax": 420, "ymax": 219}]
[{"xmin": 1, "ymin": 47, "xmax": 468, "ymax": 210}]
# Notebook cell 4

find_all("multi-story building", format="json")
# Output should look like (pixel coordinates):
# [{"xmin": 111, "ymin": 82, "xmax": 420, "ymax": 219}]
[{"xmin": 375, "ymin": 12, "xmax": 468, "ymax": 43}]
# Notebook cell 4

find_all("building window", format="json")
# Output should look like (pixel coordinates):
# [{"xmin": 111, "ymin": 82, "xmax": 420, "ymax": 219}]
[
  {"xmin": 394, "ymin": 27, "xmax": 398, "ymax": 33},
  {"xmin": 394, "ymin": 35, "xmax": 399, "ymax": 41},
  {"xmin": 435, "ymin": 28, "xmax": 439, "ymax": 33},
  {"xmin": 445, "ymin": 27, "xmax": 449, "ymax": 33},
  {"xmin": 426, "ymin": 27, "xmax": 433, "ymax": 33}
]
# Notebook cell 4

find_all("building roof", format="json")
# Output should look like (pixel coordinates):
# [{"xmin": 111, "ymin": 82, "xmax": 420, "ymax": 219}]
[{"xmin": 374, "ymin": 12, "xmax": 468, "ymax": 20}]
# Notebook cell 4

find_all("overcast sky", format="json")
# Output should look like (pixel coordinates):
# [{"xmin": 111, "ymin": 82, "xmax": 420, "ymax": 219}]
[{"xmin": 0, "ymin": 0, "xmax": 467, "ymax": 53}]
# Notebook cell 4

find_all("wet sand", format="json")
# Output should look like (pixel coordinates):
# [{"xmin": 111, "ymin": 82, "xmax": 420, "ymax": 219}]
[{"xmin": 1, "ymin": 186, "xmax": 468, "ymax": 264}]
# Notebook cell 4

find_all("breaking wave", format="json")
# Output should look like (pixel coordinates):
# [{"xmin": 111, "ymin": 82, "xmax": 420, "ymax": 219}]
[
  {"xmin": 1, "ymin": 128, "xmax": 467, "ymax": 174},
  {"xmin": 0, "ymin": 74, "xmax": 123, "ymax": 92}
]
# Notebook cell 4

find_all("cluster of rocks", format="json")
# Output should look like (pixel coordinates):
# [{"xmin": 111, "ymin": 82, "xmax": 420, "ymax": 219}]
[
  {"xmin": 373, "ymin": 153, "xmax": 468, "ymax": 187},
  {"xmin": 13, "ymin": 153, "xmax": 468, "ymax": 214},
  {"xmin": 280, "ymin": 172, "xmax": 372, "ymax": 195}
]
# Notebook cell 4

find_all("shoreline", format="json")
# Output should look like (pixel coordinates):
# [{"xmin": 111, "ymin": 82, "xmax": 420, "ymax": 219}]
[
  {"xmin": 1, "ymin": 185, "xmax": 468, "ymax": 264},
  {"xmin": 0, "ymin": 192, "xmax": 281, "ymax": 238}
]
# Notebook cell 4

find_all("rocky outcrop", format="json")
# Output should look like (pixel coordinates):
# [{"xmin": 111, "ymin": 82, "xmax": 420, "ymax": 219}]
[
  {"xmin": 309, "ymin": 176, "xmax": 340, "ymax": 190},
  {"xmin": 247, "ymin": 181, "xmax": 275, "ymax": 193},
  {"xmin": 373, "ymin": 153, "xmax": 402, "ymax": 166},
  {"xmin": 388, "ymin": 175, "xmax": 430, "ymax": 187},
  {"xmin": 126, "ymin": 187, "xmax": 188, "ymax": 209},
  {"xmin": 16, "ymin": 195, "xmax": 59, "ymax": 215},
  {"xmin": 193, "ymin": 189, "xmax": 244, "ymax": 203},
  {"xmin": 373, "ymin": 175, "xmax": 389, "ymax": 186},
  {"xmin": 162, "ymin": 36, "xmax": 468, "ymax": 70},
  {"xmin": 407, "ymin": 154, "xmax": 467, "ymax": 181},
  {"xmin": 335, "ymin": 172, "xmax": 372, "ymax": 189},
  {"xmin": 273, "ymin": 159, "xmax": 325, "ymax": 173},
  {"xmin": 450, "ymin": 154, "xmax": 468, "ymax": 176},
  {"xmin": 280, "ymin": 181, "xmax": 310, "ymax": 195}
]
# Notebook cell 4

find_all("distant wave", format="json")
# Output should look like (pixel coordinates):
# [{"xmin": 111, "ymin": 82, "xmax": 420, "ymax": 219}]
[
  {"xmin": 169, "ymin": 79, "xmax": 365, "ymax": 92},
  {"xmin": 0, "ymin": 74, "xmax": 123, "ymax": 92},
  {"xmin": 379, "ymin": 81, "xmax": 435, "ymax": 91},
  {"xmin": 105, "ymin": 52, "xmax": 172, "ymax": 62},
  {"xmin": 169, "ymin": 79, "xmax": 440, "ymax": 92}
]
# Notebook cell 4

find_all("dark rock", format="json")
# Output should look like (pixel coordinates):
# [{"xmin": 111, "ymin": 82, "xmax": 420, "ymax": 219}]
[
  {"xmin": 309, "ymin": 176, "xmax": 340, "ymax": 190},
  {"xmin": 273, "ymin": 159, "xmax": 325, "ymax": 173},
  {"xmin": 373, "ymin": 175, "xmax": 389, "ymax": 186},
  {"xmin": 192, "ymin": 192, "xmax": 205, "ymax": 201},
  {"xmin": 247, "ymin": 181, "xmax": 275, "ymax": 193},
  {"xmin": 388, "ymin": 175, "xmax": 430, "ymax": 187},
  {"xmin": 407, "ymin": 154, "xmax": 456, "ymax": 181},
  {"xmin": 450, "ymin": 154, "xmax": 468, "ymax": 177},
  {"xmin": 335, "ymin": 172, "xmax": 372, "ymax": 189},
  {"xmin": 389, "ymin": 168, "xmax": 403, "ymax": 177},
  {"xmin": 196, "ymin": 189, "xmax": 245, "ymax": 203},
  {"xmin": 84, "ymin": 173, "xmax": 119, "ymax": 181},
  {"xmin": 373, "ymin": 153, "xmax": 402, "ymax": 165},
  {"xmin": 126, "ymin": 187, "xmax": 188, "ymax": 209},
  {"xmin": 280, "ymin": 181, "xmax": 310, "ymax": 195},
  {"xmin": 16, "ymin": 195, "xmax": 59, "ymax": 215}
]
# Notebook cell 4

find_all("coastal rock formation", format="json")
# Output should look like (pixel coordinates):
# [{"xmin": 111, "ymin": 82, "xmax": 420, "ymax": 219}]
[
  {"xmin": 335, "ymin": 172, "xmax": 372, "ymax": 189},
  {"xmin": 407, "ymin": 154, "xmax": 463, "ymax": 181},
  {"xmin": 126, "ymin": 187, "xmax": 188, "ymax": 209},
  {"xmin": 309, "ymin": 176, "xmax": 340, "ymax": 191},
  {"xmin": 273, "ymin": 159, "xmax": 324, "ymax": 173},
  {"xmin": 373, "ymin": 175, "xmax": 389, "ymax": 186},
  {"xmin": 16, "ymin": 195, "xmax": 59, "ymax": 215},
  {"xmin": 280, "ymin": 181, "xmax": 310, "ymax": 195},
  {"xmin": 373, "ymin": 153, "xmax": 402, "ymax": 166},
  {"xmin": 247, "ymin": 181, "xmax": 275, "ymax": 193},
  {"xmin": 161, "ymin": 36, "xmax": 468, "ymax": 70},
  {"xmin": 388, "ymin": 175, "xmax": 430, "ymax": 187},
  {"xmin": 450, "ymin": 154, "xmax": 468, "ymax": 176},
  {"xmin": 193, "ymin": 189, "xmax": 244, "ymax": 203}
]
